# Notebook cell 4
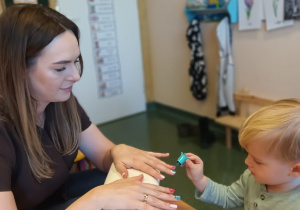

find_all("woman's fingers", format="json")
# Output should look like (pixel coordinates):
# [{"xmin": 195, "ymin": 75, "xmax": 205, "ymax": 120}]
[
  {"xmin": 136, "ymin": 162, "xmax": 165, "ymax": 180},
  {"xmin": 102, "ymin": 175, "xmax": 178, "ymax": 210},
  {"xmin": 112, "ymin": 144, "xmax": 176, "ymax": 180},
  {"xmin": 142, "ymin": 189, "xmax": 178, "ymax": 202},
  {"xmin": 145, "ymin": 152, "xmax": 174, "ymax": 170},
  {"xmin": 134, "ymin": 156, "xmax": 175, "ymax": 179},
  {"xmin": 114, "ymin": 161, "xmax": 129, "ymax": 178},
  {"xmin": 149, "ymin": 152, "xmax": 175, "ymax": 168},
  {"xmin": 142, "ymin": 183, "xmax": 174, "ymax": 194},
  {"xmin": 139, "ymin": 185, "xmax": 179, "ymax": 210},
  {"xmin": 147, "ymin": 152, "xmax": 170, "ymax": 158},
  {"xmin": 142, "ymin": 194, "xmax": 178, "ymax": 210}
]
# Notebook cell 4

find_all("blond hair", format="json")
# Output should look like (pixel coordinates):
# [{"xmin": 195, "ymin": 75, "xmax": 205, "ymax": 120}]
[{"xmin": 239, "ymin": 98, "xmax": 300, "ymax": 161}]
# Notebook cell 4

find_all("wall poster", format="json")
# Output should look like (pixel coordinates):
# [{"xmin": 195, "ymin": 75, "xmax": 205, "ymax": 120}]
[
  {"xmin": 238, "ymin": 0, "xmax": 263, "ymax": 30},
  {"xmin": 88, "ymin": 0, "xmax": 123, "ymax": 98},
  {"xmin": 263, "ymin": 0, "xmax": 294, "ymax": 31}
]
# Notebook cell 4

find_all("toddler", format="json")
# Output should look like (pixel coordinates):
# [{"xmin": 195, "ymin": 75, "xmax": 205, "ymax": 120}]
[{"xmin": 184, "ymin": 99, "xmax": 300, "ymax": 209}]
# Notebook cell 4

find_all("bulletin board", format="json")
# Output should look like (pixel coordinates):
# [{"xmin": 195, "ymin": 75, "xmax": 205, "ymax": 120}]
[{"xmin": 88, "ymin": 0, "xmax": 123, "ymax": 98}]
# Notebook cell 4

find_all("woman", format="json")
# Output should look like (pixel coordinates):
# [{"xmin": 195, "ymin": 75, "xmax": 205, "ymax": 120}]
[{"xmin": 0, "ymin": 4, "xmax": 178, "ymax": 210}]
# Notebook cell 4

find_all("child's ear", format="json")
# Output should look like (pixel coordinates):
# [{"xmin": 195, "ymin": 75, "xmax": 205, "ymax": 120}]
[{"xmin": 290, "ymin": 162, "xmax": 300, "ymax": 177}]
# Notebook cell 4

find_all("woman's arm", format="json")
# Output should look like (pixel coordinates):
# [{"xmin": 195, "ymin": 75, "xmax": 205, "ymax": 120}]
[
  {"xmin": 76, "ymin": 124, "xmax": 179, "ymax": 209},
  {"xmin": 79, "ymin": 123, "xmax": 115, "ymax": 172},
  {"xmin": 78, "ymin": 123, "xmax": 175, "ymax": 179},
  {"xmin": 0, "ymin": 191, "xmax": 17, "ymax": 210}
]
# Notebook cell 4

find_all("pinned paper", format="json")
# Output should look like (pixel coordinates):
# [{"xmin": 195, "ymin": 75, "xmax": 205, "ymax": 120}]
[
  {"xmin": 263, "ymin": 0, "xmax": 294, "ymax": 30},
  {"xmin": 238, "ymin": 0, "xmax": 263, "ymax": 30}
]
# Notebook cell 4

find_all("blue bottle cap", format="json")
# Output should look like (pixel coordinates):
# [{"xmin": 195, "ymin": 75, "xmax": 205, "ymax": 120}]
[{"xmin": 177, "ymin": 152, "xmax": 189, "ymax": 165}]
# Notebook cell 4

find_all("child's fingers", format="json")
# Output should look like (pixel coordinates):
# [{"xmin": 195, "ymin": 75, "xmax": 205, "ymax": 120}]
[
  {"xmin": 185, "ymin": 159, "xmax": 193, "ymax": 167},
  {"xmin": 186, "ymin": 153, "xmax": 202, "ymax": 161},
  {"xmin": 187, "ymin": 155, "xmax": 202, "ymax": 164},
  {"xmin": 185, "ymin": 159, "xmax": 200, "ymax": 170},
  {"xmin": 185, "ymin": 153, "xmax": 195, "ymax": 157}
]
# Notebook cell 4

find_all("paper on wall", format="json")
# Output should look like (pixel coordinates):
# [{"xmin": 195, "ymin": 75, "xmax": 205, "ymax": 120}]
[
  {"xmin": 238, "ymin": 0, "xmax": 263, "ymax": 30},
  {"xmin": 263, "ymin": 0, "xmax": 294, "ymax": 30}
]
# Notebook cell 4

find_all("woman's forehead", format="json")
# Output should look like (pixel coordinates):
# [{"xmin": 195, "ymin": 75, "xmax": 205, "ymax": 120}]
[{"xmin": 38, "ymin": 31, "xmax": 80, "ymax": 62}]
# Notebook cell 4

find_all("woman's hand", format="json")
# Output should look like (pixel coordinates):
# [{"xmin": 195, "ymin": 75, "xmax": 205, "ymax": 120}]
[
  {"xmin": 68, "ymin": 175, "xmax": 179, "ymax": 210},
  {"xmin": 111, "ymin": 144, "xmax": 175, "ymax": 180}
]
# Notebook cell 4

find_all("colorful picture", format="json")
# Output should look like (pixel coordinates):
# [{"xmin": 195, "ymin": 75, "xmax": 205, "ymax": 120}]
[
  {"xmin": 238, "ymin": 0, "xmax": 263, "ymax": 31},
  {"xmin": 244, "ymin": 0, "xmax": 254, "ymax": 20}
]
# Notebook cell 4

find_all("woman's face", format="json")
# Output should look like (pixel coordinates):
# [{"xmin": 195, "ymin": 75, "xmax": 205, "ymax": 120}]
[{"xmin": 28, "ymin": 30, "xmax": 81, "ymax": 108}]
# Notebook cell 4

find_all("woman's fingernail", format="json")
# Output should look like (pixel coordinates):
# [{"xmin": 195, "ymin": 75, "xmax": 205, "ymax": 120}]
[
  {"xmin": 171, "ymin": 170, "xmax": 176, "ymax": 174},
  {"xmin": 160, "ymin": 174, "xmax": 165, "ymax": 179},
  {"xmin": 169, "ymin": 188, "xmax": 175, "ymax": 193},
  {"xmin": 122, "ymin": 172, "xmax": 126, "ymax": 178},
  {"xmin": 174, "ymin": 195, "xmax": 181, "ymax": 200},
  {"xmin": 170, "ymin": 204, "xmax": 177, "ymax": 209},
  {"xmin": 171, "ymin": 165, "xmax": 175, "ymax": 170}
]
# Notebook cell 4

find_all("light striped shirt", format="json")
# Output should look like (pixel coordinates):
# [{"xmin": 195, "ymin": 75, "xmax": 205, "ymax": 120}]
[{"xmin": 196, "ymin": 169, "xmax": 300, "ymax": 209}]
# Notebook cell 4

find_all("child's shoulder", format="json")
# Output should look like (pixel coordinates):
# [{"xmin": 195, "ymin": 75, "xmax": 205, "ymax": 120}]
[
  {"xmin": 239, "ymin": 169, "xmax": 259, "ymax": 188},
  {"xmin": 241, "ymin": 169, "xmax": 252, "ymax": 179}
]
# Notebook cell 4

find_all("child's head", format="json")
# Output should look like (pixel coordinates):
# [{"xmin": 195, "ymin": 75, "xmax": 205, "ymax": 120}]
[
  {"xmin": 239, "ymin": 99, "xmax": 300, "ymax": 190},
  {"xmin": 239, "ymin": 98, "xmax": 300, "ymax": 162}
]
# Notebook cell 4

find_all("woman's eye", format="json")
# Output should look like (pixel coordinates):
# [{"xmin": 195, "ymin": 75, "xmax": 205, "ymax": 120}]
[
  {"xmin": 75, "ymin": 59, "xmax": 81, "ymax": 73},
  {"xmin": 55, "ymin": 66, "xmax": 66, "ymax": 72}
]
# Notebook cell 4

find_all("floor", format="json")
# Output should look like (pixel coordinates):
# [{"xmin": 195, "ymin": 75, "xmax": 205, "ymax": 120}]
[{"xmin": 97, "ymin": 104, "xmax": 247, "ymax": 210}]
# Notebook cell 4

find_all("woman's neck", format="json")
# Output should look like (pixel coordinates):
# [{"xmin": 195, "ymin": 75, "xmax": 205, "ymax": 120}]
[
  {"xmin": 36, "ymin": 112, "xmax": 45, "ymax": 128},
  {"xmin": 36, "ymin": 101, "xmax": 48, "ymax": 128}
]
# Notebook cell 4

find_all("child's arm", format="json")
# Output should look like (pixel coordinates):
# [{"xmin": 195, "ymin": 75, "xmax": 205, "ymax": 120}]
[
  {"xmin": 184, "ymin": 153, "xmax": 209, "ymax": 192},
  {"xmin": 184, "ymin": 153, "xmax": 248, "ymax": 208}
]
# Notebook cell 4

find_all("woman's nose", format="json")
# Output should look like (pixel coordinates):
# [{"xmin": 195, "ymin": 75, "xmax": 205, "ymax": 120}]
[{"xmin": 68, "ymin": 64, "xmax": 80, "ymax": 82}]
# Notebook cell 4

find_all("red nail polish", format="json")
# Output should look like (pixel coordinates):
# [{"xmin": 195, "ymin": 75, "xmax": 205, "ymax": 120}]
[
  {"xmin": 171, "ymin": 165, "xmax": 175, "ymax": 170},
  {"xmin": 169, "ymin": 188, "xmax": 175, "ymax": 193}
]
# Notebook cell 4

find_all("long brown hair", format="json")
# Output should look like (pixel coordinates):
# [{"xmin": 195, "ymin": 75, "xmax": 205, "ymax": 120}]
[{"xmin": 0, "ymin": 4, "xmax": 83, "ymax": 180}]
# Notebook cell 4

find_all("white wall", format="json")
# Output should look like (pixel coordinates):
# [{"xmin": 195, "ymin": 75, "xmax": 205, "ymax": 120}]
[
  {"xmin": 145, "ymin": 0, "xmax": 218, "ymax": 119},
  {"xmin": 58, "ymin": 0, "xmax": 146, "ymax": 124},
  {"xmin": 233, "ymin": 23, "xmax": 300, "ymax": 100},
  {"xmin": 145, "ymin": 0, "xmax": 300, "ymax": 119}
]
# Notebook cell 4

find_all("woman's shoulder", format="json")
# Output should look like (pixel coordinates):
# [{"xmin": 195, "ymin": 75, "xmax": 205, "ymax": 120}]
[
  {"xmin": 74, "ymin": 98, "xmax": 91, "ymax": 131},
  {"xmin": 0, "ymin": 120, "xmax": 17, "ymax": 152},
  {"xmin": 0, "ymin": 120, "xmax": 17, "ymax": 170}
]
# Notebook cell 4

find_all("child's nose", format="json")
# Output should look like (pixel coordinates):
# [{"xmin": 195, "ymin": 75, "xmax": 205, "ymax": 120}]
[{"xmin": 245, "ymin": 155, "xmax": 252, "ymax": 167}]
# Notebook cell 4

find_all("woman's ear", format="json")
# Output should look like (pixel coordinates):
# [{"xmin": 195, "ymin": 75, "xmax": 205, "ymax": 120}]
[{"xmin": 290, "ymin": 162, "xmax": 300, "ymax": 177}]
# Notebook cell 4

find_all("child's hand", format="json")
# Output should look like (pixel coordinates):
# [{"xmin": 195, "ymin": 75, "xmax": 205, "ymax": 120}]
[
  {"xmin": 184, "ymin": 153, "xmax": 208, "ymax": 192},
  {"xmin": 184, "ymin": 153, "xmax": 204, "ymax": 182}
]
